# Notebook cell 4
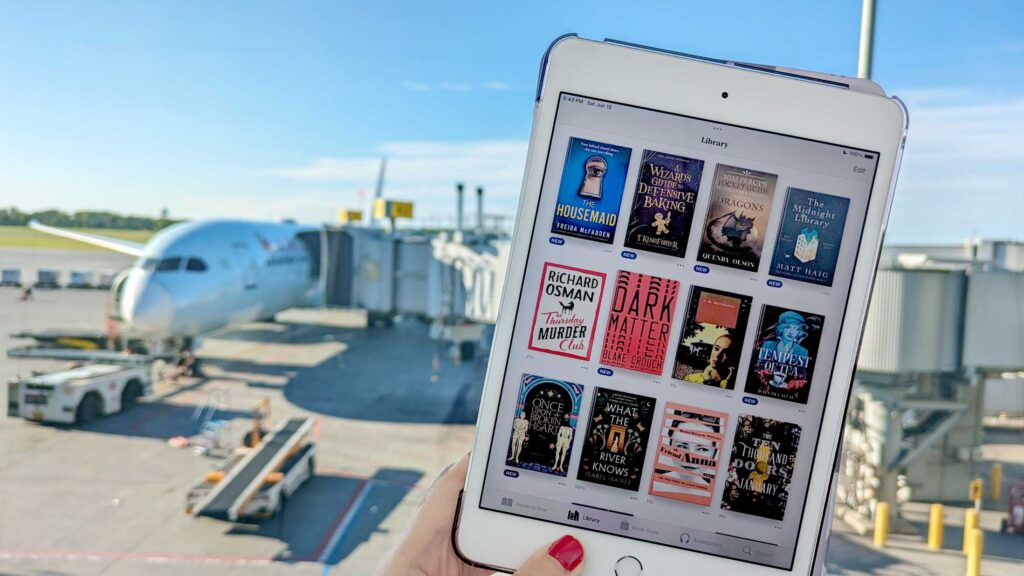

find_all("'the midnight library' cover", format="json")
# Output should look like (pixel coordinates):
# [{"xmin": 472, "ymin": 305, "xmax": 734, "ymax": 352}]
[
  {"xmin": 698, "ymin": 164, "xmax": 779, "ymax": 271},
  {"xmin": 769, "ymin": 188, "xmax": 851, "ymax": 287},
  {"xmin": 720, "ymin": 414, "xmax": 801, "ymax": 521},
  {"xmin": 577, "ymin": 387, "xmax": 656, "ymax": 491},
  {"xmin": 551, "ymin": 137, "xmax": 632, "ymax": 244},
  {"xmin": 744, "ymin": 305, "xmax": 825, "ymax": 405},
  {"xmin": 505, "ymin": 373, "xmax": 584, "ymax": 477},
  {"xmin": 672, "ymin": 286, "xmax": 752, "ymax": 390},
  {"xmin": 649, "ymin": 402, "xmax": 728, "ymax": 506},
  {"xmin": 623, "ymin": 150, "xmax": 704, "ymax": 258},
  {"xmin": 600, "ymin": 270, "xmax": 680, "ymax": 375},
  {"xmin": 528, "ymin": 262, "xmax": 606, "ymax": 361}
]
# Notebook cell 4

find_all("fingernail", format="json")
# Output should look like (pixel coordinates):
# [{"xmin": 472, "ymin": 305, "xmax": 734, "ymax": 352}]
[{"xmin": 548, "ymin": 535, "xmax": 584, "ymax": 571}]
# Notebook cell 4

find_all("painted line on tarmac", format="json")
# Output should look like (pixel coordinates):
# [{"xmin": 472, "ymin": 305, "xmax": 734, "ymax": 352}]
[
  {"xmin": 0, "ymin": 549, "xmax": 274, "ymax": 566},
  {"xmin": 309, "ymin": 477, "xmax": 368, "ymax": 562},
  {"xmin": 317, "ymin": 478, "xmax": 376, "ymax": 567}
]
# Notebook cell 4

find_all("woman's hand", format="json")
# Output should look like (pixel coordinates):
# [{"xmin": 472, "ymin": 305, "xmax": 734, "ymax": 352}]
[{"xmin": 377, "ymin": 453, "xmax": 585, "ymax": 576}]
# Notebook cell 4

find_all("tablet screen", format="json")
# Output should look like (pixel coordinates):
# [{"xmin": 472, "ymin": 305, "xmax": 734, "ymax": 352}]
[{"xmin": 479, "ymin": 93, "xmax": 881, "ymax": 569}]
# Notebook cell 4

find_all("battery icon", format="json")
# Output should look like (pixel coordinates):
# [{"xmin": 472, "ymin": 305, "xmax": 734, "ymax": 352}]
[{"xmin": 865, "ymin": 154, "xmax": 875, "ymax": 159}]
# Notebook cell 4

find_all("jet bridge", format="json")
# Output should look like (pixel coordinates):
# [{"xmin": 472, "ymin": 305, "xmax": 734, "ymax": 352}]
[
  {"xmin": 837, "ymin": 251, "xmax": 1024, "ymax": 532},
  {"xmin": 317, "ymin": 226, "xmax": 509, "ymax": 326}
]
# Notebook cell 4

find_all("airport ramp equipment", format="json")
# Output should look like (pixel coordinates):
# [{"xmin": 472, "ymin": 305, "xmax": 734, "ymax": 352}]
[{"xmin": 193, "ymin": 417, "xmax": 313, "ymax": 521}]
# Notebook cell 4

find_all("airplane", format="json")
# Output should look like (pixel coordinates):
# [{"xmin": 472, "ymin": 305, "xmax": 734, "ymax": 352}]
[{"xmin": 30, "ymin": 219, "xmax": 324, "ymax": 344}]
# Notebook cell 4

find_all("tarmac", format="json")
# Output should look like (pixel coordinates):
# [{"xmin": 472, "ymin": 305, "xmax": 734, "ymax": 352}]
[{"xmin": 0, "ymin": 248, "xmax": 1021, "ymax": 575}]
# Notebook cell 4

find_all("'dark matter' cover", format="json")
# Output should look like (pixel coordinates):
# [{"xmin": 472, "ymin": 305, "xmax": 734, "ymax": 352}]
[{"xmin": 600, "ymin": 270, "xmax": 680, "ymax": 375}]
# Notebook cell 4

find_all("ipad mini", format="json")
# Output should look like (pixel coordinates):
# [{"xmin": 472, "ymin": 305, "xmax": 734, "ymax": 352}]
[{"xmin": 456, "ymin": 36, "xmax": 907, "ymax": 575}]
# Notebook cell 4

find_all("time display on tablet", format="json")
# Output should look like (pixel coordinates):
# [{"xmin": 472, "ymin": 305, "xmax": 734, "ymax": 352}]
[{"xmin": 479, "ymin": 93, "xmax": 880, "ymax": 569}]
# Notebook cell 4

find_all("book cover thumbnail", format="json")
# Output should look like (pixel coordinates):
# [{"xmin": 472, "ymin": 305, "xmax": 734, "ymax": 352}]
[
  {"xmin": 672, "ymin": 286, "xmax": 753, "ymax": 390},
  {"xmin": 648, "ymin": 402, "xmax": 728, "ymax": 506},
  {"xmin": 743, "ymin": 305, "xmax": 825, "ymax": 405},
  {"xmin": 697, "ymin": 164, "xmax": 779, "ymax": 271},
  {"xmin": 506, "ymin": 373, "xmax": 584, "ymax": 477},
  {"xmin": 600, "ymin": 270, "xmax": 680, "ymax": 375},
  {"xmin": 577, "ymin": 388, "xmax": 656, "ymax": 491},
  {"xmin": 720, "ymin": 414, "xmax": 801, "ymax": 521},
  {"xmin": 528, "ymin": 262, "xmax": 606, "ymax": 361},
  {"xmin": 623, "ymin": 150, "xmax": 704, "ymax": 258},
  {"xmin": 769, "ymin": 188, "xmax": 851, "ymax": 287},
  {"xmin": 551, "ymin": 137, "xmax": 632, "ymax": 244}
]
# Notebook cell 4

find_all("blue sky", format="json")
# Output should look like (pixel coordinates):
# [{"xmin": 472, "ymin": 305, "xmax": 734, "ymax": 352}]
[{"xmin": 1, "ymin": 1, "xmax": 1021, "ymax": 242}]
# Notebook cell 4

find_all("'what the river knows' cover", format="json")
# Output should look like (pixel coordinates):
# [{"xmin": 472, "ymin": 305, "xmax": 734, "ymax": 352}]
[
  {"xmin": 577, "ymin": 388, "xmax": 656, "ymax": 491},
  {"xmin": 551, "ymin": 137, "xmax": 632, "ymax": 244}
]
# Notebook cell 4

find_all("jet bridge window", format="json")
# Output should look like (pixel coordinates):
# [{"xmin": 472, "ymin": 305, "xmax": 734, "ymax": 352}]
[
  {"xmin": 186, "ymin": 257, "xmax": 208, "ymax": 272},
  {"xmin": 156, "ymin": 257, "xmax": 182, "ymax": 272}
]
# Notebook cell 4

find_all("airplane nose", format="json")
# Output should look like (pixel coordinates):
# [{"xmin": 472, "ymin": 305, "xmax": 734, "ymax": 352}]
[{"xmin": 125, "ymin": 281, "xmax": 175, "ymax": 333}]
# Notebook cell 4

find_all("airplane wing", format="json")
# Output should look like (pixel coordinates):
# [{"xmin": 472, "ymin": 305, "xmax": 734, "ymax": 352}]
[{"xmin": 29, "ymin": 220, "xmax": 146, "ymax": 257}]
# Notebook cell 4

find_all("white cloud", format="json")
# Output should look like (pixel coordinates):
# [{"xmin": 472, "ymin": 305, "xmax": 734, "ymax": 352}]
[
  {"xmin": 401, "ymin": 80, "xmax": 514, "ymax": 92},
  {"xmin": 266, "ymin": 140, "xmax": 529, "ymax": 221},
  {"xmin": 885, "ymin": 89, "xmax": 1024, "ymax": 242},
  {"xmin": 401, "ymin": 80, "xmax": 431, "ymax": 92}
]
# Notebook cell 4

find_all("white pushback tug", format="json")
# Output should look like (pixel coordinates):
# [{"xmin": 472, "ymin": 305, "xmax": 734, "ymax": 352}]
[{"xmin": 7, "ymin": 362, "xmax": 151, "ymax": 424}]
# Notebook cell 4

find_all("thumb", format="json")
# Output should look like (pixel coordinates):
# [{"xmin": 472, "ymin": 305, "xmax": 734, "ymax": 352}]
[{"xmin": 513, "ymin": 535, "xmax": 584, "ymax": 576}]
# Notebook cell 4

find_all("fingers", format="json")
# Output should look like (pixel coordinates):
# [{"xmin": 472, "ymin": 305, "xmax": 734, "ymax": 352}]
[
  {"xmin": 513, "ymin": 535, "xmax": 584, "ymax": 576},
  {"xmin": 416, "ymin": 452, "xmax": 469, "ymax": 518}
]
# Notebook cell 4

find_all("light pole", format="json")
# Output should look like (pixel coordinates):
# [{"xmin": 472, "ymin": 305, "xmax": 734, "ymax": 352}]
[{"xmin": 858, "ymin": 0, "xmax": 876, "ymax": 79}]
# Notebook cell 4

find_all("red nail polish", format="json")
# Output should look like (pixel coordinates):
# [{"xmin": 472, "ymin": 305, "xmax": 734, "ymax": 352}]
[{"xmin": 548, "ymin": 535, "xmax": 584, "ymax": 571}]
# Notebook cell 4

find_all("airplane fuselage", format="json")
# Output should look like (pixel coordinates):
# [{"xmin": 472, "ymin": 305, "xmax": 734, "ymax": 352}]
[{"xmin": 120, "ymin": 220, "xmax": 319, "ymax": 337}]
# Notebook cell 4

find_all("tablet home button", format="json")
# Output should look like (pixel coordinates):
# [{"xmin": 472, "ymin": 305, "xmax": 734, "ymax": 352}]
[{"xmin": 614, "ymin": 555, "xmax": 642, "ymax": 576}]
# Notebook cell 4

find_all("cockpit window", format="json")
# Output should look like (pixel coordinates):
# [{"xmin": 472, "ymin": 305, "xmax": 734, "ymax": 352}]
[
  {"xmin": 186, "ymin": 257, "xmax": 208, "ymax": 272},
  {"xmin": 139, "ymin": 258, "xmax": 159, "ymax": 272},
  {"xmin": 156, "ymin": 257, "xmax": 182, "ymax": 271}
]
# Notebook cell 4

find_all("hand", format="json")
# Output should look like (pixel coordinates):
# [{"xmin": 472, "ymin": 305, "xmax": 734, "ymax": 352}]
[{"xmin": 377, "ymin": 453, "xmax": 585, "ymax": 576}]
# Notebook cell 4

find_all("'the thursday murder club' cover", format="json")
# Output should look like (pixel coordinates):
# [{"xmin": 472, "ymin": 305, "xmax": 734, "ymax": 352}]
[
  {"xmin": 744, "ymin": 305, "xmax": 825, "ymax": 405},
  {"xmin": 623, "ymin": 150, "xmax": 704, "ymax": 258},
  {"xmin": 648, "ymin": 402, "xmax": 728, "ymax": 506},
  {"xmin": 577, "ymin": 388, "xmax": 656, "ymax": 491},
  {"xmin": 551, "ymin": 137, "xmax": 632, "ymax": 244},
  {"xmin": 769, "ymin": 187, "xmax": 851, "ymax": 287},
  {"xmin": 698, "ymin": 164, "xmax": 779, "ymax": 271},
  {"xmin": 528, "ymin": 262, "xmax": 606, "ymax": 361},
  {"xmin": 672, "ymin": 286, "xmax": 753, "ymax": 390},
  {"xmin": 600, "ymin": 270, "xmax": 680, "ymax": 375},
  {"xmin": 720, "ymin": 414, "xmax": 801, "ymax": 521},
  {"xmin": 505, "ymin": 374, "xmax": 584, "ymax": 477}
]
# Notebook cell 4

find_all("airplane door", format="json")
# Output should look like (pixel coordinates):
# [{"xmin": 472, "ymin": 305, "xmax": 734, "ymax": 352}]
[{"xmin": 233, "ymin": 245, "xmax": 259, "ymax": 290}]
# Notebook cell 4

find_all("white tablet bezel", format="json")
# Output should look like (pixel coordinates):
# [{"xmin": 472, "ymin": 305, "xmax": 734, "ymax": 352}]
[{"xmin": 455, "ymin": 36, "xmax": 907, "ymax": 575}]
